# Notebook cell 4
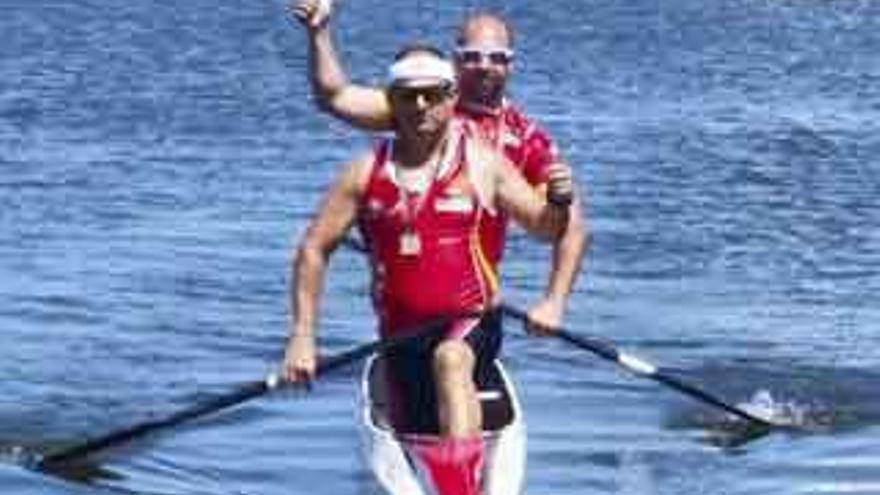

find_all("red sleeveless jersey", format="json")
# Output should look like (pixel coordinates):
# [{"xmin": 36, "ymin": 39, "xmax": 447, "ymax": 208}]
[
  {"xmin": 455, "ymin": 101, "xmax": 560, "ymax": 265},
  {"xmin": 357, "ymin": 133, "xmax": 499, "ymax": 337}
]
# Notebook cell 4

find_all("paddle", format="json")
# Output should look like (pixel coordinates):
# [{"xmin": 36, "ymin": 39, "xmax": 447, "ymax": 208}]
[
  {"xmin": 37, "ymin": 339, "xmax": 380, "ymax": 470},
  {"xmin": 498, "ymin": 303, "xmax": 779, "ymax": 429},
  {"xmin": 339, "ymin": 238, "xmax": 780, "ymax": 428}
]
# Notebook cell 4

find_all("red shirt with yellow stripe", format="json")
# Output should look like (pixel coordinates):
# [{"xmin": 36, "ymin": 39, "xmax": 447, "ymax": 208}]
[
  {"xmin": 455, "ymin": 100, "xmax": 560, "ymax": 265},
  {"xmin": 357, "ymin": 127, "xmax": 499, "ymax": 337}
]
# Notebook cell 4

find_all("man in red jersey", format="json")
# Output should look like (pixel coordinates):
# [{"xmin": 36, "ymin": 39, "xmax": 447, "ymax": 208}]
[
  {"xmin": 281, "ymin": 45, "xmax": 572, "ymax": 494},
  {"xmin": 290, "ymin": 0, "xmax": 588, "ymax": 333}
]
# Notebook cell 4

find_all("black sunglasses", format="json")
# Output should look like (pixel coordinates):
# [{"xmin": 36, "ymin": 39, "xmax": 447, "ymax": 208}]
[{"xmin": 390, "ymin": 84, "xmax": 454, "ymax": 105}]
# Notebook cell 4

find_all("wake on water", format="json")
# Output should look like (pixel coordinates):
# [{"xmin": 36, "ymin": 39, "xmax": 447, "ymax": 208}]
[
  {"xmin": 687, "ymin": 389, "xmax": 838, "ymax": 449},
  {"xmin": 663, "ymin": 361, "xmax": 880, "ymax": 449},
  {"xmin": 0, "ymin": 441, "xmax": 121, "ymax": 484},
  {"xmin": 0, "ymin": 445, "xmax": 37, "ymax": 467},
  {"xmin": 738, "ymin": 389, "xmax": 819, "ymax": 429}
]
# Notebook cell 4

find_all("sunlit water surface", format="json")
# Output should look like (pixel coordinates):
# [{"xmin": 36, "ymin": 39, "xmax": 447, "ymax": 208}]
[{"xmin": 2, "ymin": 0, "xmax": 879, "ymax": 493}]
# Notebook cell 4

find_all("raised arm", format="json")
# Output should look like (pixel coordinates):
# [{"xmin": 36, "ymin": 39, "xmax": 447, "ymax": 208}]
[
  {"xmin": 281, "ymin": 155, "xmax": 367, "ymax": 382},
  {"xmin": 291, "ymin": 0, "xmax": 393, "ymax": 131}
]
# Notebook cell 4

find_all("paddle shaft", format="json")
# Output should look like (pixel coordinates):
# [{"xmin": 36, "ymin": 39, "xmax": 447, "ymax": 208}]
[
  {"xmin": 37, "ymin": 311, "xmax": 465, "ymax": 469},
  {"xmin": 338, "ymin": 239, "xmax": 773, "ymax": 425},
  {"xmin": 499, "ymin": 304, "xmax": 775, "ymax": 427},
  {"xmin": 38, "ymin": 340, "xmax": 379, "ymax": 468}
]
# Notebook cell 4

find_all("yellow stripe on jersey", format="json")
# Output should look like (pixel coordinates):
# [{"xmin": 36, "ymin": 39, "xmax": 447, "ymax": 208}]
[{"xmin": 470, "ymin": 225, "xmax": 499, "ymax": 299}]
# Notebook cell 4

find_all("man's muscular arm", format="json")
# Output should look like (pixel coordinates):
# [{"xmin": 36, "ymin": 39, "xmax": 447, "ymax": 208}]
[{"xmin": 291, "ymin": 0, "xmax": 393, "ymax": 131}]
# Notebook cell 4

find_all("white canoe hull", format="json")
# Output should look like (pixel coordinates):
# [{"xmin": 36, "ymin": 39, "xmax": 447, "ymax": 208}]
[{"xmin": 358, "ymin": 354, "xmax": 526, "ymax": 495}]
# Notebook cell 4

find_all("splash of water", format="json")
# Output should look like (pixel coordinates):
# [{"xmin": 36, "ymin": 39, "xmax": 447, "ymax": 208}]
[
  {"xmin": 691, "ymin": 389, "xmax": 837, "ymax": 449},
  {"xmin": 0, "ymin": 444, "xmax": 41, "ymax": 469},
  {"xmin": 737, "ymin": 389, "xmax": 834, "ymax": 431},
  {"xmin": 739, "ymin": 389, "xmax": 806, "ymax": 427}
]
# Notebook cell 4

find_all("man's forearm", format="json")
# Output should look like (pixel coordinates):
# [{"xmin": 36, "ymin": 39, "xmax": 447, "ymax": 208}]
[
  {"xmin": 545, "ymin": 201, "xmax": 589, "ymax": 301},
  {"xmin": 533, "ymin": 202, "xmax": 571, "ymax": 241},
  {"xmin": 290, "ymin": 242, "xmax": 327, "ymax": 336},
  {"xmin": 304, "ymin": 24, "xmax": 393, "ymax": 130},
  {"xmin": 308, "ymin": 27, "xmax": 348, "ymax": 109}
]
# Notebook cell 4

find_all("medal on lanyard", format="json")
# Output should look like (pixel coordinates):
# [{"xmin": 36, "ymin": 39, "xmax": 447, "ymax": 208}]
[
  {"xmin": 399, "ymin": 227, "xmax": 421, "ymax": 256},
  {"xmin": 399, "ymin": 191, "xmax": 422, "ymax": 256},
  {"xmin": 395, "ymin": 149, "xmax": 445, "ymax": 257}
]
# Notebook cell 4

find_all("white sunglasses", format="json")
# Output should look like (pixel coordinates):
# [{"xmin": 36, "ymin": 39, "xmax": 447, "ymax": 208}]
[{"xmin": 454, "ymin": 47, "xmax": 515, "ymax": 66}]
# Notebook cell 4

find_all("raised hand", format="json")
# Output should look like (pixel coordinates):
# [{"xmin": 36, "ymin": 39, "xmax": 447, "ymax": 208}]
[{"xmin": 289, "ymin": 0, "xmax": 333, "ymax": 30}]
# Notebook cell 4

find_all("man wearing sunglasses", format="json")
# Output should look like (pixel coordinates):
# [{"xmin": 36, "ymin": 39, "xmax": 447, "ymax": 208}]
[
  {"xmin": 281, "ymin": 45, "xmax": 573, "ymax": 494},
  {"xmin": 290, "ymin": 1, "xmax": 588, "ymax": 334}
]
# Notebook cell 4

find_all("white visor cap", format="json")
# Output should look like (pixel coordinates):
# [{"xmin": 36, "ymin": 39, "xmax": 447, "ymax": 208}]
[{"xmin": 388, "ymin": 54, "xmax": 456, "ymax": 88}]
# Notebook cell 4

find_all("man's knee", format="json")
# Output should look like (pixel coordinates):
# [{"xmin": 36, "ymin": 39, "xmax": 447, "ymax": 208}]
[{"xmin": 432, "ymin": 340, "xmax": 475, "ymax": 380}]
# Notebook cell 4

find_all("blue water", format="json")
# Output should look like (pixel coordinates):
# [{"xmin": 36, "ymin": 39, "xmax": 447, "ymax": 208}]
[{"xmin": 3, "ymin": 0, "xmax": 880, "ymax": 493}]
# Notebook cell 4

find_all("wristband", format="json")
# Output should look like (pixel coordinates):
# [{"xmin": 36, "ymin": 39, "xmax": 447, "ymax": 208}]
[{"xmin": 547, "ymin": 193, "xmax": 572, "ymax": 208}]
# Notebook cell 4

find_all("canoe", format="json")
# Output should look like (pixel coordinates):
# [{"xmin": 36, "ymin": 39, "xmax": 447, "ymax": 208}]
[{"xmin": 358, "ymin": 353, "xmax": 526, "ymax": 494}]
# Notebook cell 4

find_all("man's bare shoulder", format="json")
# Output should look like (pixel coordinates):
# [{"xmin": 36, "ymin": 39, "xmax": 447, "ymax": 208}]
[
  {"xmin": 464, "ymin": 130, "xmax": 512, "ymax": 175},
  {"xmin": 338, "ymin": 148, "xmax": 377, "ymax": 193}
]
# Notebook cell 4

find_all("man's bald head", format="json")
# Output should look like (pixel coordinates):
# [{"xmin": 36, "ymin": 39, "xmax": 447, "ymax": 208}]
[{"xmin": 456, "ymin": 12, "xmax": 514, "ymax": 49}]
